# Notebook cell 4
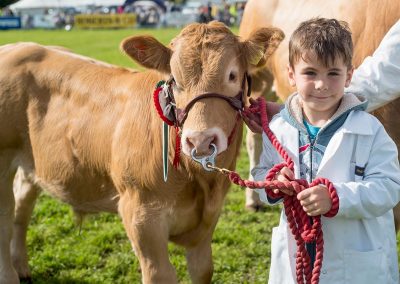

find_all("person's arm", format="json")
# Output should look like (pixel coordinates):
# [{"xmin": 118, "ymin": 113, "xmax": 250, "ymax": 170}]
[
  {"xmin": 346, "ymin": 20, "xmax": 400, "ymax": 112},
  {"xmin": 334, "ymin": 123, "xmax": 400, "ymax": 218}
]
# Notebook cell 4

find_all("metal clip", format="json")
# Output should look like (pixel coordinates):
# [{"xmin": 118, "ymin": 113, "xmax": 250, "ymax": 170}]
[
  {"xmin": 205, "ymin": 164, "xmax": 232, "ymax": 175},
  {"xmin": 191, "ymin": 143, "xmax": 217, "ymax": 172}
]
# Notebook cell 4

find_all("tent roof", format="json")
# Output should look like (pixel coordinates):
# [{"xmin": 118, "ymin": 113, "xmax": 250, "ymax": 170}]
[
  {"xmin": 124, "ymin": 0, "xmax": 165, "ymax": 10},
  {"xmin": 10, "ymin": 0, "xmax": 125, "ymax": 9}
]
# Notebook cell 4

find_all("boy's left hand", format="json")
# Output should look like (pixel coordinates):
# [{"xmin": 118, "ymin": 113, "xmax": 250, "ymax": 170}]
[
  {"xmin": 297, "ymin": 185, "xmax": 332, "ymax": 216},
  {"xmin": 241, "ymin": 98, "xmax": 283, "ymax": 134},
  {"xmin": 272, "ymin": 166, "xmax": 295, "ymax": 196}
]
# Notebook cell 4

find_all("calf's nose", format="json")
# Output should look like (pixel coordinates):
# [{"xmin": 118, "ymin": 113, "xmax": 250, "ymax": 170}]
[
  {"xmin": 186, "ymin": 134, "xmax": 216, "ymax": 156},
  {"xmin": 181, "ymin": 127, "xmax": 227, "ymax": 156}
]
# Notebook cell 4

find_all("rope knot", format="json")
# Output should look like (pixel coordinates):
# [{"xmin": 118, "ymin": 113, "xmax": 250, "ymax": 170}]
[{"xmin": 301, "ymin": 231, "xmax": 316, "ymax": 243}]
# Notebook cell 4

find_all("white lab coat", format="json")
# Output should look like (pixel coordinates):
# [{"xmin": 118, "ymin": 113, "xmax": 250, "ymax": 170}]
[
  {"xmin": 346, "ymin": 20, "xmax": 400, "ymax": 112},
  {"xmin": 252, "ymin": 110, "xmax": 400, "ymax": 284}
]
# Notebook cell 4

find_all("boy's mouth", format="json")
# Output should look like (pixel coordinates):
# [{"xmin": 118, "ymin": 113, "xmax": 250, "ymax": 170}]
[{"xmin": 311, "ymin": 95, "xmax": 330, "ymax": 100}]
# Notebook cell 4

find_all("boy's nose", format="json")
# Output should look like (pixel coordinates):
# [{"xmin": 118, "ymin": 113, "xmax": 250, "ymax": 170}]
[{"xmin": 315, "ymin": 80, "xmax": 328, "ymax": 91}]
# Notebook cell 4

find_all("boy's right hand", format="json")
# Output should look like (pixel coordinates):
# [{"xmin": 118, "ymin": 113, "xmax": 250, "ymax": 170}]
[
  {"xmin": 297, "ymin": 185, "xmax": 332, "ymax": 216},
  {"xmin": 272, "ymin": 167, "xmax": 295, "ymax": 196}
]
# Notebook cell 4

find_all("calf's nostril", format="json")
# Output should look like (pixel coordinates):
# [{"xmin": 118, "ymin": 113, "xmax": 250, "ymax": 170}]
[
  {"xmin": 211, "ymin": 136, "xmax": 218, "ymax": 145},
  {"xmin": 186, "ymin": 138, "xmax": 194, "ymax": 150},
  {"xmin": 187, "ymin": 135, "xmax": 214, "ymax": 155}
]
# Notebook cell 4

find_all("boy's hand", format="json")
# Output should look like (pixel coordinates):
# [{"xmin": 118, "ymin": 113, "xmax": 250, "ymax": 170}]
[
  {"xmin": 242, "ymin": 98, "xmax": 263, "ymax": 134},
  {"xmin": 241, "ymin": 98, "xmax": 283, "ymax": 134},
  {"xmin": 297, "ymin": 185, "xmax": 332, "ymax": 216},
  {"xmin": 272, "ymin": 167, "xmax": 295, "ymax": 196},
  {"xmin": 242, "ymin": 108, "xmax": 263, "ymax": 133}
]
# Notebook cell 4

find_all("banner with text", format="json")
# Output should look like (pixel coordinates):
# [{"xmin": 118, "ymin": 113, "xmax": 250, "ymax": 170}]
[
  {"xmin": 75, "ymin": 14, "xmax": 136, "ymax": 29},
  {"xmin": 0, "ymin": 17, "xmax": 21, "ymax": 30}
]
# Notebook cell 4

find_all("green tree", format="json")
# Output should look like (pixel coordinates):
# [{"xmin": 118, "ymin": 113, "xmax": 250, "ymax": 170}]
[{"xmin": 1, "ymin": 0, "xmax": 19, "ymax": 9}]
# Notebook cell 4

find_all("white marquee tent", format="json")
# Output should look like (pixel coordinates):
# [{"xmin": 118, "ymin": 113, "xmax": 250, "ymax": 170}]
[
  {"xmin": 9, "ymin": 0, "xmax": 127, "ymax": 29},
  {"xmin": 10, "ymin": 0, "xmax": 125, "ymax": 9},
  {"xmin": 9, "ymin": 0, "xmax": 168, "ymax": 29}
]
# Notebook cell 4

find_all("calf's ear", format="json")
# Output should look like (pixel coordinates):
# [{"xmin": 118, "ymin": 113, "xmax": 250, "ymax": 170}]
[
  {"xmin": 121, "ymin": 35, "xmax": 172, "ymax": 74},
  {"xmin": 241, "ymin": 27, "xmax": 284, "ymax": 67}
]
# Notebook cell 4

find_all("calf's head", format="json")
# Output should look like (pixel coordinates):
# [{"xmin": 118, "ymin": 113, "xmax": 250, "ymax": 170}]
[{"xmin": 122, "ymin": 21, "xmax": 283, "ymax": 156}]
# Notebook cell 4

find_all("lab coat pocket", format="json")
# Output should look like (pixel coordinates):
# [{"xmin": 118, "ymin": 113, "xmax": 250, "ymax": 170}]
[
  {"xmin": 344, "ymin": 248, "xmax": 385, "ymax": 283},
  {"xmin": 269, "ymin": 226, "xmax": 294, "ymax": 284},
  {"xmin": 350, "ymin": 161, "xmax": 364, "ymax": 182}
]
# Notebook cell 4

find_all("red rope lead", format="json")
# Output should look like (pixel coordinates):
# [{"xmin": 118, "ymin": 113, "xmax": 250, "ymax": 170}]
[{"xmin": 229, "ymin": 97, "xmax": 339, "ymax": 284}]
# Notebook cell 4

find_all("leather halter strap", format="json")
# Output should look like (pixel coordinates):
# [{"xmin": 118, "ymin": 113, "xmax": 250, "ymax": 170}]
[
  {"xmin": 174, "ymin": 73, "xmax": 251, "ymax": 127},
  {"xmin": 175, "ymin": 92, "xmax": 244, "ymax": 127}
]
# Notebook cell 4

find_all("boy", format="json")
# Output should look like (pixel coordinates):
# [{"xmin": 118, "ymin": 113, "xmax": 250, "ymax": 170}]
[{"xmin": 251, "ymin": 18, "xmax": 400, "ymax": 283}]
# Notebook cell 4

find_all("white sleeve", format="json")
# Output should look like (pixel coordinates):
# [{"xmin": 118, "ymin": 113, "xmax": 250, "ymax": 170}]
[
  {"xmin": 345, "ymin": 20, "xmax": 400, "ymax": 112},
  {"xmin": 334, "ymin": 124, "xmax": 400, "ymax": 219},
  {"xmin": 250, "ymin": 132, "xmax": 282, "ymax": 205}
]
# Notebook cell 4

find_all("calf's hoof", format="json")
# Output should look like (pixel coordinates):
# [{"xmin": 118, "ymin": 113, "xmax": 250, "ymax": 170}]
[{"xmin": 245, "ymin": 204, "xmax": 266, "ymax": 212}]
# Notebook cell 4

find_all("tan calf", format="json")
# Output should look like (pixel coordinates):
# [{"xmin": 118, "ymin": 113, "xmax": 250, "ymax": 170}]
[{"xmin": 0, "ymin": 22, "xmax": 283, "ymax": 283}]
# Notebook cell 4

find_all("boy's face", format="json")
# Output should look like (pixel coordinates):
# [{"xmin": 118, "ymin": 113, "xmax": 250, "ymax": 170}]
[{"xmin": 287, "ymin": 51, "xmax": 353, "ymax": 120}]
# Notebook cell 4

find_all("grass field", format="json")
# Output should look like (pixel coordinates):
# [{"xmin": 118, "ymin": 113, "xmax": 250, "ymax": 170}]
[{"xmin": 0, "ymin": 27, "xmax": 398, "ymax": 283}]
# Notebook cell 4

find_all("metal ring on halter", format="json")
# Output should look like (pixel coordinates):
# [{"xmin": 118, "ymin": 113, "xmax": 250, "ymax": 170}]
[{"xmin": 191, "ymin": 143, "xmax": 217, "ymax": 172}]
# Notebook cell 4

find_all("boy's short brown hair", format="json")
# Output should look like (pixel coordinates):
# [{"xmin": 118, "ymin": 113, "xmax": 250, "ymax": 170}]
[{"xmin": 289, "ymin": 18, "xmax": 353, "ymax": 69}]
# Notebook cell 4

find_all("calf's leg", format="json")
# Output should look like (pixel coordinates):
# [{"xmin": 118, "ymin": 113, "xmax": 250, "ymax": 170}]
[
  {"xmin": 119, "ymin": 192, "xmax": 177, "ymax": 283},
  {"xmin": 245, "ymin": 130, "xmax": 265, "ymax": 211},
  {"xmin": 0, "ymin": 151, "xmax": 19, "ymax": 284},
  {"xmin": 186, "ymin": 234, "xmax": 213, "ymax": 284},
  {"xmin": 11, "ymin": 167, "xmax": 41, "ymax": 281}
]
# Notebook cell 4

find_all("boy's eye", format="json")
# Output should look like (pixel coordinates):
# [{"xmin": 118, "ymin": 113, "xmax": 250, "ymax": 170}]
[
  {"xmin": 303, "ymin": 71, "xmax": 316, "ymax": 76},
  {"xmin": 328, "ymin": 72, "xmax": 340, "ymax": 76}
]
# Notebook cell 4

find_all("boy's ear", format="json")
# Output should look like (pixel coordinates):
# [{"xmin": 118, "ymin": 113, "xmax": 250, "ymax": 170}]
[
  {"xmin": 345, "ymin": 66, "xmax": 354, "ymax": 88},
  {"xmin": 241, "ymin": 27, "xmax": 284, "ymax": 67},
  {"xmin": 121, "ymin": 35, "xmax": 172, "ymax": 74},
  {"xmin": 287, "ymin": 64, "xmax": 296, "ymax": 87}
]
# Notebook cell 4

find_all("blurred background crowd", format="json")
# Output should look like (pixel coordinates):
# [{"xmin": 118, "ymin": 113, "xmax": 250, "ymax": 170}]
[{"xmin": 0, "ymin": 0, "xmax": 247, "ymax": 30}]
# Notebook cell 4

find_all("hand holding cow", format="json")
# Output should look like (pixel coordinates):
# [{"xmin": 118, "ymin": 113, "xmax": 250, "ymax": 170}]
[{"xmin": 242, "ymin": 98, "xmax": 282, "ymax": 134}]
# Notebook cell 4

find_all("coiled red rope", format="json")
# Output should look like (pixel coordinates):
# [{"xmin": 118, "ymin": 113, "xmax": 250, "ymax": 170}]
[{"xmin": 229, "ymin": 97, "xmax": 339, "ymax": 284}]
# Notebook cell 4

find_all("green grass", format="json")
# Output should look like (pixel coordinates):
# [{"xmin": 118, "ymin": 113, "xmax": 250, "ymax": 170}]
[
  {"xmin": 0, "ymin": 28, "xmax": 179, "ymax": 69},
  {"xmin": 1, "ymin": 28, "xmax": 398, "ymax": 283}
]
